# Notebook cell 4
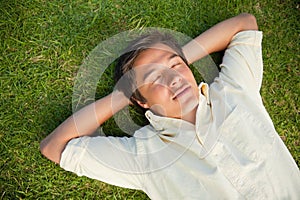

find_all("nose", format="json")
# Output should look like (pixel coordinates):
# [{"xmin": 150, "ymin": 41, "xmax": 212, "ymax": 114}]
[{"xmin": 168, "ymin": 69, "xmax": 182, "ymax": 87}]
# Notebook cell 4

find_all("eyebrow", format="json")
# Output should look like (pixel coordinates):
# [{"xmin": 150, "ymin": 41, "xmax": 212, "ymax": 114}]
[
  {"xmin": 169, "ymin": 53, "xmax": 179, "ymax": 60},
  {"xmin": 142, "ymin": 53, "xmax": 179, "ymax": 82}
]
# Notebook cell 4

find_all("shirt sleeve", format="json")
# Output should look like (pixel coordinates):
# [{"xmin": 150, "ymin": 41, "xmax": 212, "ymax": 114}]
[
  {"xmin": 219, "ymin": 31, "xmax": 263, "ymax": 94},
  {"xmin": 60, "ymin": 136, "xmax": 145, "ymax": 190}
]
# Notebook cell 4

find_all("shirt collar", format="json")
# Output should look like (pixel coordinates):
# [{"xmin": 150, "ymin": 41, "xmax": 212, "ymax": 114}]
[
  {"xmin": 144, "ymin": 83, "xmax": 216, "ymax": 158},
  {"xmin": 145, "ymin": 83, "xmax": 212, "ymax": 151}
]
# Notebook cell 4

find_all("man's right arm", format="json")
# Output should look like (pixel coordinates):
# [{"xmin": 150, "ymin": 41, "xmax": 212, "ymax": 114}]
[{"xmin": 40, "ymin": 90, "xmax": 130, "ymax": 164}]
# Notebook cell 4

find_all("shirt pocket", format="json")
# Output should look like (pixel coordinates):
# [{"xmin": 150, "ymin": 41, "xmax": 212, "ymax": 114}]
[
  {"xmin": 215, "ymin": 105, "xmax": 275, "ymax": 164},
  {"xmin": 211, "ymin": 106, "xmax": 277, "ymax": 198}
]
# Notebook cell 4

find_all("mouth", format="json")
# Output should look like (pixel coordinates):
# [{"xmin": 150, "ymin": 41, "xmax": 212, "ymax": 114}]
[{"xmin": 172, "ymin": 85, "xmax": 191, "ymax": 100}]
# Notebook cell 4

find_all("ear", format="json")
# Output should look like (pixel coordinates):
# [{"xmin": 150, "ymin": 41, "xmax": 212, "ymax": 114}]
[{"xmin": 134, "ymin": 99, "xmax": 150, "ymax": 109}]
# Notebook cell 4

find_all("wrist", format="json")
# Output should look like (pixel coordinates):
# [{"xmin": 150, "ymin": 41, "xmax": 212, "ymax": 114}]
[{"xmin": 111, "ymin": 90, "xmax": 131, "ymax": 111}]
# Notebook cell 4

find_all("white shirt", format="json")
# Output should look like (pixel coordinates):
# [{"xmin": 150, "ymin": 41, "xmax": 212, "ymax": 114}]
[{"xmin": 60, "ymin": 31, "xmax": 300, "ymax": 199}]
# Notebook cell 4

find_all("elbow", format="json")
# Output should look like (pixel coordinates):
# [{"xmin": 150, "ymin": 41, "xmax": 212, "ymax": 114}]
[
  {"xmin": 39, "ymin": 138, "xmax": 48, "ymax": 157},
  {"xmin": 40, "ymin": 137, "xmax": 61, "ymax": 164},
  {"xmin": 239, "ymin": 13, "xmax": 258, "ymax": 31},
  {"xmin": 39, "ymin": 138, "xmax": 51, "ymax": 161}
]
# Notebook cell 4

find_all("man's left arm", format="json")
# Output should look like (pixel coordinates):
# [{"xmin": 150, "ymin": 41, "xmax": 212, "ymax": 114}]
[{"xmin": 182, "ymin": 13, "xmax": 258, "ymax": 64}]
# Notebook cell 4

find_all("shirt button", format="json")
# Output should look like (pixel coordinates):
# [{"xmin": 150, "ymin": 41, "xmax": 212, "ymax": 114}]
[{"xmin": 238, "ymin": 179, "xmax": 244, "ymax": 185}]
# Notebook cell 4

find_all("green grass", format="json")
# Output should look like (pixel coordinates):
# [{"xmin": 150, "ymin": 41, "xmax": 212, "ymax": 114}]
[{"xmin": 1, "ymin": 0, "xmax": 299, "ymax": 199}]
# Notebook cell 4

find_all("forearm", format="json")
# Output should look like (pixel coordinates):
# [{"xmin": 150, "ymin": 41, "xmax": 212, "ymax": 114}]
[
  {"xmin": 40, "ymin": 90, "xmax": 129, "ymax": 164},
  {"xmin": 182, "ymin": 13, "xmax": 258, "ymax": 64}
]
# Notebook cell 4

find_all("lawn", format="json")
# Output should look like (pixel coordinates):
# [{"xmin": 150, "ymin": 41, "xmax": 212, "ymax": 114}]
[{"xmin": 1, "ymin": 0, "xmax": 299, "ymax": 199}]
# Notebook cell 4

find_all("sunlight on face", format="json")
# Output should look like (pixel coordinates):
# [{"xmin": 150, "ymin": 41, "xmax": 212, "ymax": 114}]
[{"xmin": 133, "ymin": 44, "xmax": 199, "ymax": 123}]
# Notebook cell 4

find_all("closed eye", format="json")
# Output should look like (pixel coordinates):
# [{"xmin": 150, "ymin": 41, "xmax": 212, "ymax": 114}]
[
  {"xmin": 152, "ymin": 75, "xmax": 162, "ymax": 83},
  {"xmin": 171, "ymin": 63, "xmax": 178, "ymax": 68},
  {"xmin": 145, "ymin": 72, "xmax": 161, "ymax": 84},
  {"xmin": 169, "ymin": 54, "xmax": 184, "ymax": 68}
]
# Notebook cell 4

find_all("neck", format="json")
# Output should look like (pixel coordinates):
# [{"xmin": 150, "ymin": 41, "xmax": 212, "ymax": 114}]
[{"xmin": 182, "ymin": 105, "xmax": 198, "ymax": 125}]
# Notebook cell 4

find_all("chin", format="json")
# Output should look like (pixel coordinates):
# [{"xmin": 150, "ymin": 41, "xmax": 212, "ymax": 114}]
[{"xmin": 180, "ymin": 98, "xmax": 199, "ymax": 117}]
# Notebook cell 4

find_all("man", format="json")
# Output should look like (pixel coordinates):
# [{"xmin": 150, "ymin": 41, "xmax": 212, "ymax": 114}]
[{"xmin": 40, "ymin": 13, "xmax": 300, "ymax": 199}]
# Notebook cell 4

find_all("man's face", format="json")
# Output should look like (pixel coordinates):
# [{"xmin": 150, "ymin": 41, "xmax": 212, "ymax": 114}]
[{"xmin": 133, "ymin": 44, "xmax": 199, "ymax": 122}]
